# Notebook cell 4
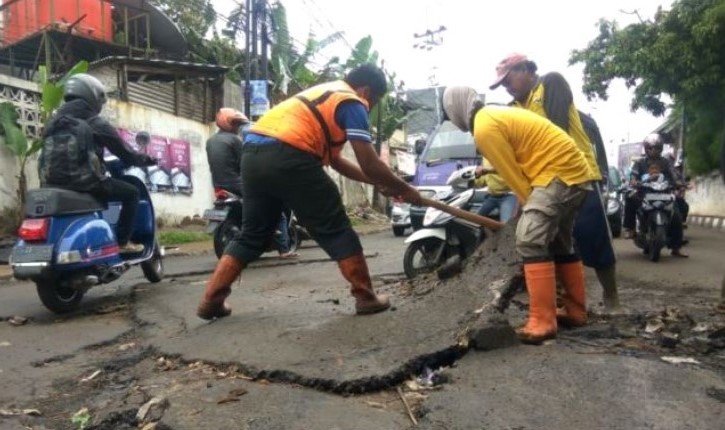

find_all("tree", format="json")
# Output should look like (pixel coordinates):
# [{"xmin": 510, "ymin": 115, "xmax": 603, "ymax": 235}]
[
  {"xmin": 0, "ymin": 61, "xmax": 88, "ymax": 225},
  {"xmin": 569, "ymin": 0, "xmax": 725, "ymax": 174}
]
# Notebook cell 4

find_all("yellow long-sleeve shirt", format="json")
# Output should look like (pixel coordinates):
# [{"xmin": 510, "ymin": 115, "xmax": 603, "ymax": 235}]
[
  {"xmin": 473, "ymin": 106, "xmax": 591, "ymax": 202},
  {"xmin": 514, "ymin": 79, "xmax": 602, "ymax": 182},
  {"xmin": 474, "ymin": 158, "xmax": 511, "ymax": 195}
]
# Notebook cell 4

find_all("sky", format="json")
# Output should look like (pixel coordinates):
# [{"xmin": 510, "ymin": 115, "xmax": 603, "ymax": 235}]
[{"xmin": 214, "ymin": 0, "xmax": 674, "ymax": 162}]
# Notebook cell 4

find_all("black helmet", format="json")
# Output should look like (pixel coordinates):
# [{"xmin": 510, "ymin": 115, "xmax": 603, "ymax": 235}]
[{"xmin": 63, "ymin": 73, "xmax": 107, "ymax": 114}]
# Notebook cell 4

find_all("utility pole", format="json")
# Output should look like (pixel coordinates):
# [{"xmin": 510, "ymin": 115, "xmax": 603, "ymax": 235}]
[
  {"xmin": 244, "ymin": 0, "xmax": 252, "ymax": 117},
  {"xmin": 412, "ymin": 25, "xmax": 446, "ymax": 86},
  {"xmin": 259, "ymin": 0, "xmax": 269, "ymax": 86}
]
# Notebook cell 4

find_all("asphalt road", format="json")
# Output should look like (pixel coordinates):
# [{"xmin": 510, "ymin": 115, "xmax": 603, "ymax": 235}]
[{"xmin": 0, "ymin": 226, "xmax": 723, "ymax": 429}]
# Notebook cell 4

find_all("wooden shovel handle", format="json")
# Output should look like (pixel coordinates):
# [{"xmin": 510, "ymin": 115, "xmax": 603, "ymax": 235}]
[{"xmin": 419, "ymin": 197, "xmax": 505, "ymax": 231}]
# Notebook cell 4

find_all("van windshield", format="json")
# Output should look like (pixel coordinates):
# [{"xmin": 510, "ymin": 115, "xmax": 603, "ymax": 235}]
[{"xmin": 422, "ymin": 121, "xmax": 477, "ymax": 163}]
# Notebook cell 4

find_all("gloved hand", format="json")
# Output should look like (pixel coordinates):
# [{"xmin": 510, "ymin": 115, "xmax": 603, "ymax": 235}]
[{"xmin": 137, "ymin": 154, "xmax": 158, "ymax": 166}]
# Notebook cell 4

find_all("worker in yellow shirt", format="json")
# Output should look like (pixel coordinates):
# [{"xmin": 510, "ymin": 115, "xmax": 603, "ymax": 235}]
[
  {"xmin": 473, "ymin": 158, "xmax": 517, "ymax": 223},
  {"xmin": 489, "ymin": 53, "xmax": 620, "ymax": 311},
  {"xmin": 442, "ymin": 87, "xmax": 591, "ymax": 344}
]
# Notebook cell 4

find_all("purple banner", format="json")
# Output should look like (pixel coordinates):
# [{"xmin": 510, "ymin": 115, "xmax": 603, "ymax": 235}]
[{"xmin": 113, "ymin": 128, "xmax": 193, "ymax": 194}]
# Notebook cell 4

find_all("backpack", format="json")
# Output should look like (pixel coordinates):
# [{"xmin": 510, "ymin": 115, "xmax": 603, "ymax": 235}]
[{"xmin": 38, "ymin": 115, "xmax": 104, "ymax": 191}]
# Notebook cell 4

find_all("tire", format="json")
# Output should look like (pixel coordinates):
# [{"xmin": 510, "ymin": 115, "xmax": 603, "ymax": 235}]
[
  {"xmin": 403, "ymin": 237, "xmax": 445, "ymax": 279},
  {"xmin": 648, "ymin": 225, "xmax": 666, "ymax": 262},
  {"xmin": 141, "ymin": 241, "xmax": 164, "ymax": 283},
  {"xmin": 213, "ymin": 219, "xmax": 240, "ymax": 259},
  {"xmin": 36, "ymin": 277, "xmax": 84, "ymax": 314},
  {"xmin": 393, "ymin": 226, "xmax": 406, "ymax": 237}
]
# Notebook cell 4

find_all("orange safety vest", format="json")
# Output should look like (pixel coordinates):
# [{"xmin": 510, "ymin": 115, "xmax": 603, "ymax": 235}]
[{"xmin": 250, "ymin": 81, "xmax": 369, "ymax": 165}]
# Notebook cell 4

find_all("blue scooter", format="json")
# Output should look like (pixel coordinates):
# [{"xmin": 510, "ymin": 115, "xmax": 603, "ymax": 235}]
[{"xmin": 10, "ymin": 158, "xmax": 164, "ymax": 313}]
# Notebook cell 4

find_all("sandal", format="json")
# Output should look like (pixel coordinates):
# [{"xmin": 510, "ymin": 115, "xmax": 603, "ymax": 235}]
[{"xmin": 278, "ymin": 251, "xmax": 299, "ymax": 258}]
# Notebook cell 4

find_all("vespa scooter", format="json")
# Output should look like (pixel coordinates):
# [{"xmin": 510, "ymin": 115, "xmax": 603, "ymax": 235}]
[{"xmin": 10, "ymin": 158, "xmax": 164, "ymax": 313}]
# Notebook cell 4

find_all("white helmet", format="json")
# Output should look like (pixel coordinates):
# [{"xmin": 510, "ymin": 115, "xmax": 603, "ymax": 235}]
[{"xmin": 643, "ymin": 133, "xmax": 663, "ymax": 150}]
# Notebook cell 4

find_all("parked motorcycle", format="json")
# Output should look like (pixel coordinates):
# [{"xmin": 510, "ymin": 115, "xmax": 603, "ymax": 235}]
[
  {"xmin": 10, "ymin": 158, "xmax": 164, "ymax": 313},
  {"xmin": 403, "ymin": 166, "xmax": 491, "ymax": 279},
  {"xmin": 631, "ymin": 178, "xmax": 677, "ymax": 262},
  {"xmin": 202, "ymin": 190, "xmax": 306, "ymax": 259}
]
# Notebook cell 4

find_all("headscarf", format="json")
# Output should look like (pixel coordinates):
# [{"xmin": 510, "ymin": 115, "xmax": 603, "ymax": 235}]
[{"xmin": 442, "ymin": 86, "xmax": 481, "ymax": 132}]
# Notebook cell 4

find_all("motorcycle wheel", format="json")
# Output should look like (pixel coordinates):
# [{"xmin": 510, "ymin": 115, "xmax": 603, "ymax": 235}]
[
  {"xmin": 648, "ymin": 225, "xmax": 667, "ymax": 262},
  {"xmin": 214, "ymin": 219, "xmax": 240, "ymax": 259},
  {"xmin": 36, "ymin": 277, "xmax": 84, "ymax": 314},
  {"xmin": 403, "ymin": 237, "xmax": 445, "ymax": 279},
  {"xmin": 141, "ymin": 241, "xmax": 164, "ymax": 283}
]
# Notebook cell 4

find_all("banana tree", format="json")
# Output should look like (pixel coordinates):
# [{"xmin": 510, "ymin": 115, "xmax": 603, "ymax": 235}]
[{"xmin": 0, "ymin": 61, "xmax": 88, "ymax": 224}]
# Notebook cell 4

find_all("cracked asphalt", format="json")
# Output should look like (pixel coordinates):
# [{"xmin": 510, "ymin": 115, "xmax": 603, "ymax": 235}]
[{"xmin": 0, "ymin": 225, "xmax": 724, "ymax": 429}]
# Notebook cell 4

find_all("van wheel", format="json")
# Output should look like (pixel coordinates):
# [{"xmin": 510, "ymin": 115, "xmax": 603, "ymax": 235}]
[
  {"xmin": 141, "ymin": 241, "xmax": 164, "ymax": 283},
  {"xmin": 36, "ymin": 277, "xmax": 84, "ymax": 314}
]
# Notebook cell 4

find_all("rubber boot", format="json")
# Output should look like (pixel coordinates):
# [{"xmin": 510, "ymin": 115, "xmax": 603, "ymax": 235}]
[
  {"xmin": 196, "ymin": 255, "xmax": 244, "ymax": 320},
  {"xmin": 337, "ymin": 252, "xmax": 391, "ymax": 315},
  {"xmin": 555, "ymin": 261, "xmax": 588, "ymax": 327},
  {"xmin": 595, "ymin": 265, "xmax": 621, "ymax": 312},
  {"xmin": 516, "ymin": 261, "xmax": 558, "ymax": 344}
]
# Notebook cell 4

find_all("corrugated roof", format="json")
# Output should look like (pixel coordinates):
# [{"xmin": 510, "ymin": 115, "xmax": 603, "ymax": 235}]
[{"xmin": 89, "ymin": 56, "xmax": 228, "ymax": 74}]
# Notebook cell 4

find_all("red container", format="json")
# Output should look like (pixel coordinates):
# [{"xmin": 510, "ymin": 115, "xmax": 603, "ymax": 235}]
[{"xmin": 2, "ymin": 0, "xmax": 113, "ymax": 46}]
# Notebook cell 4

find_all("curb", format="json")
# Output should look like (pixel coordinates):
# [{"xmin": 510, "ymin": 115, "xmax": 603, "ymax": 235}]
[{"xmin": 688, "ymin": 215, "xmax": 725, "ymax": 232}]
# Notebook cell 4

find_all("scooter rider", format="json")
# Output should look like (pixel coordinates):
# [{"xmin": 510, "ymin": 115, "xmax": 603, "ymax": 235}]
[
  {"xmin": 623, "ymin": 133, "xmax": 688, "ymax": 257},
  {"xmin": 50, "ymin": 73, "xmax": 156, "ymax": 253},
  {"xmin": 206, "ymin": 108, "xmax": 248, "ymax": 197},
  {"xmin": 196, "ymin": 64, "xmax": 422, "ymax": 320}
]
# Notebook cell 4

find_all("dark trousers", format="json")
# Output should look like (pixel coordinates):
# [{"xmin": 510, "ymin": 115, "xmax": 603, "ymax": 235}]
[
  {"xmin": 225, "ymin": 142, "xmax": 362, "ymax": 264},
  {"xmin": 89, "ymin": 178, "xmax": 140, "ymax": 246},
  {"xmin": 676, "ymin": 196, "xmax": 689, "ymax": 223}
]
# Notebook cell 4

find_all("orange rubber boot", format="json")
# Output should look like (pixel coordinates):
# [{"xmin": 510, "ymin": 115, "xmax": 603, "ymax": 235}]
[
  {"xmin": 196, "ymin": 255, "xmax": 244, "ymax": 320},
  {"xmin": 337, "ymin": 253, "xmax": 391, "ymax": 315},
  {"xmin": 516, "ymin": 261, "xmax": 558, "ymax": 344},
  {"xmin": 555, "ymin": 260, "xmax": 587, "ymax": 327}
]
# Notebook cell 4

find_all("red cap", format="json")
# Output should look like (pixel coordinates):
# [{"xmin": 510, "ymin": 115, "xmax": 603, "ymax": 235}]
[{"xmin": 489, "ymin": 53, "xmax": 528, "ymax": 90}]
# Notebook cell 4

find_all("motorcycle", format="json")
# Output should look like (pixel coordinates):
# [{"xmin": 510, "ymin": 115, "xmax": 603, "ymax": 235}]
[
  {"xmin": 631, "ymin": 178, "xmax": 676, "ymax": 262},
  {"xmin": 403, "ymin": 166, "xmax": 492, "ymax": 279},
  {"xmin": 10, "ymin": 158, "xmax": 164, "ymax": 313},
  {"xmin": 202, "ymin": 189, "xmax": 307, "ymax": 259}
]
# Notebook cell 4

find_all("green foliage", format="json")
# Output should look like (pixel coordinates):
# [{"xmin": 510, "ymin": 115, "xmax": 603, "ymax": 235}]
[
  {"xmin": 569, "ymin": 0, "xmax": 725, "ymax": 175},
  {"xmin": 39, "ymin": 61, "xmax": 89, "ymax": 122},
  {"xmin": 158, "ymin": 229, "xmax": 210, "ymax": 245},
  {"xmin": 71, "ymin": 408, "xmax": 91, "ymax": 430},
  {"xmin": 0, "ymin": 102, "xmax": 29, "ymax": 156}
]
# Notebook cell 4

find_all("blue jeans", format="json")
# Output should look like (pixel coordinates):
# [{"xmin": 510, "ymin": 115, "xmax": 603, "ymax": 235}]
[
  {"xmin": 273, "ymin": 212, "xmax": 290, "ymax": 253},
  {"xmin": 477, "ymin": 193, "xmax": 518, "ymax": 223}
]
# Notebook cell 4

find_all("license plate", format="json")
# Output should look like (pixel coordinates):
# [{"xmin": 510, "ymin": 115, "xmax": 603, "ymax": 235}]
[
  {"xmin": 202, "ymin": 209, "xmax": 228, "ymax": 222},
  {"xmin": 11, "ymin": 245, "xmax": 54, "ymax": 263},
  {"xmin": 645, "ymin": 193, "xmax": 672, "ymax": 200}
]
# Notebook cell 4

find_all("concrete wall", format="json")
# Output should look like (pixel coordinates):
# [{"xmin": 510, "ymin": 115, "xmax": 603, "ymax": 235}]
[
  {"xmin": 687, "ymin": 171, "xmax": 725, "ymax": 217},
  {"xmin": 104, "ymin": 99, "xmax": 216, "ymax": 223}
]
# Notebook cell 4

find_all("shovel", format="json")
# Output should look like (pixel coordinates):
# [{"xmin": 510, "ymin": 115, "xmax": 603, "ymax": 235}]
[{"xmin": 419, "ymin": 197, "xmax": 505, "ymax": 231}]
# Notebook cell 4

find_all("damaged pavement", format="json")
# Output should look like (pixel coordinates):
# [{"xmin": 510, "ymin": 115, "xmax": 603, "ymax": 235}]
[{"xmin": 1, "ymin": 226, "xmax": 724, "ymax": 429}]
